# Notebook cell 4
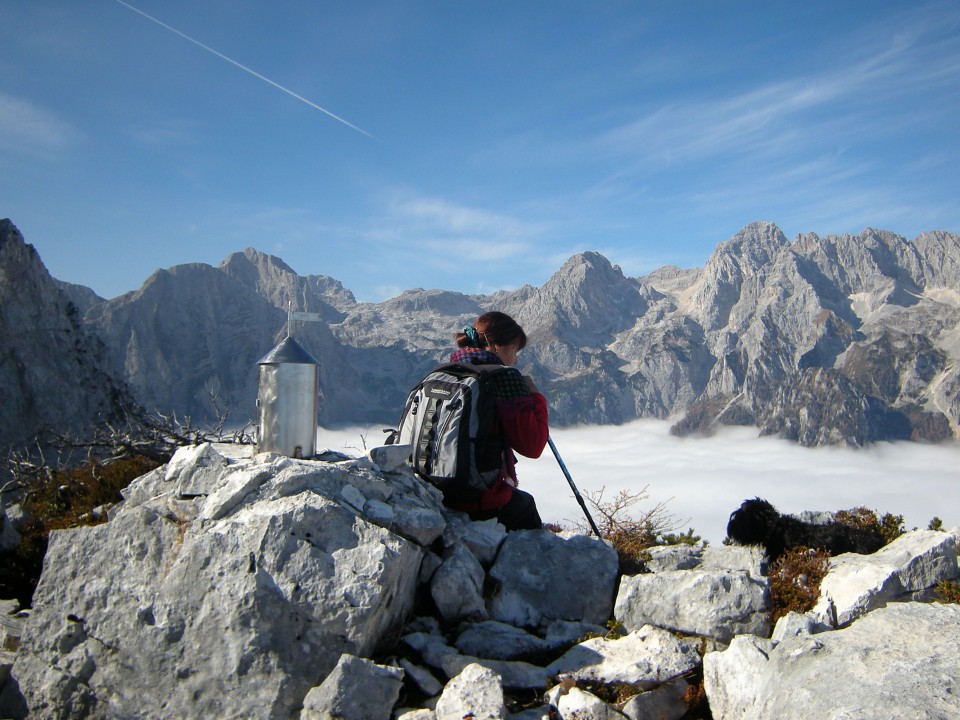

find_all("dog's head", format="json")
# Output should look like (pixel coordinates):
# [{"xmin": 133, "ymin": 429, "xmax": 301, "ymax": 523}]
[{"xmin": 726, "ymin": 497, "xmax": 780, "ymax": 545}]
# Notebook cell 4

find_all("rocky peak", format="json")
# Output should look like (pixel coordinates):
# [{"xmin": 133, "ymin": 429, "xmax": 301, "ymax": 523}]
[
  {"xmin": 913, "ymin": 230, "xmax": 960, "ymax": 288},
  {"xmin": 518, "ymin": 251, "xmax": 648, "ymax": 345},
  {"xmin": 0, "ymin": 220, "xmax": 137, "ymax": 452},
  {"xmin": 53, "ymin": 280, "xmax": 104, "ymax": 314},
  {"xmin": 219, "ymin": 248, "xmax": 344, "ymax": 321},
  {"xmin": 686, "ymin": 222, "xmax": 790, "ymax": 331}
]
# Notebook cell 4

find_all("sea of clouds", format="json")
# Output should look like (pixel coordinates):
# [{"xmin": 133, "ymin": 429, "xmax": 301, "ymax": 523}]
[{"xmin": 317, "ymin": 419, "xmax": 960, "ymax": 545}]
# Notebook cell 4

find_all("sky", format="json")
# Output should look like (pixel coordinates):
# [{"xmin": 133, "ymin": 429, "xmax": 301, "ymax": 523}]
[
  {"xmin": 320, "ymin": 419, "xmax": 960, "ymax": 545},
  {"xmin": 2, "ymin": 0, "xmax": 959, "ymax": 303}
]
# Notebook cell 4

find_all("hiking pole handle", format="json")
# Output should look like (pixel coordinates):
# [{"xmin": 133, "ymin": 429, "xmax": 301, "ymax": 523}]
[{"xmin": 547, "ymin": 436, "xmax": 603, "ymax": 538}]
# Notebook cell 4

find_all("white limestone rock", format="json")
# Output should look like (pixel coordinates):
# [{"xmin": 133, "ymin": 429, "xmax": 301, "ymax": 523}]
[
  {"xmin": 435, "ymin": 663, "xmax": 506, "ymax": 720},
  {"xmin": 704, "ymin": 603, "xmax": 960, "ymax": 720},
  {"xmin": 431, "ymin": 543, "xmax": 487, "ymax": 622},
  {"xmin": 812, "ymin": 529, "xmax": 958, "ymax": 627},
  {"xmin": 300, "ymin": 654, "xmax": 404, "ymax": 720},
  {"xmin": 8, "ymin": 455, "xmax": 423, "ymax": 720},
  {"xmin": 547, "ymin": 625, "xmax": 701, "ymax": 690},
  {"xmin": 487, "ymin": 530, "xmax": 618, "ymax": 628},
  {"xmin": 615, "ymin": 569, "xmax": 770, "ymax": 642}
]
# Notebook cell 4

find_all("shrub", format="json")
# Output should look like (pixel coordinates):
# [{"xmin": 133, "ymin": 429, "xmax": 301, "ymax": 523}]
[
  {"xmin": 578, "ymin": 486, "xmax": 682, "ymax": 574},
  {"xmin": 768, "ymin": 546, "xmax": 831, "ymax": 623},
  {"xmin": 935, "ymin": 580, "xmax": 960, "ymax": 604},
  {"xmin": 0, "ymin": 455, "xmax": 160, "ymax": 607},
  {"xmin": 834, "ymin": 506, "xmax": 904, "ymax": 545}
]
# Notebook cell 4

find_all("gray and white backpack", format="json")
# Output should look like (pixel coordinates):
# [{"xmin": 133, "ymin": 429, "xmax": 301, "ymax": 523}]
[{"xmin": 394, "ymin": 362, "xmax": 508, "ymax": 503}]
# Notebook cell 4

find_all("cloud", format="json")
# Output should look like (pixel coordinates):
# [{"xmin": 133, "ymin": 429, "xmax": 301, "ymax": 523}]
[
  {"xmin": 0, "ymin": 92, "xmax": 79, "ymax": 159},
  {"xmin": 363, "ymin": 191, "xmax": 549, "ymax": 272},
  {"xmin": 317, "ymin": 419, "xmax": 960, "ymax": 545},
  {"xmin": 593, "ymin": 10, "xmax": 960, "ymax": 179}
]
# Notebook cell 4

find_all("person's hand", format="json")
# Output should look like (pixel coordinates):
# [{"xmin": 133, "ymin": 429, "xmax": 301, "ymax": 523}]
[{"xmin": 522, "ymin": 375, "xmax": 540, "ymax": 394}]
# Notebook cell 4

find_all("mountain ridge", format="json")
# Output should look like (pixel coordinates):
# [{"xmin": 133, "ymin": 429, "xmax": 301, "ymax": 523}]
[{"xmin": 3, "ymin": 218, "xmax": 958, "ymax": 448}]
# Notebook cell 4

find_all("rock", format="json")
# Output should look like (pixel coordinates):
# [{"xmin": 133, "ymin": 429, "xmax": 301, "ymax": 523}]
[
  {"xmin": 443, "ymin": 516, "xmax": 507, "ymax": 566},
  {"xmin": 488, "ymin": 530, "xmax": 619, "ymax": 628},
  {"xmin": 396, "ymin": 709, "xmax": 436, "ymax": 720},
  {"xmin": 0, "ymin": 599, "xmax": 25, "ymax": 691},
  {"xmin": 431, "ymin": 543, "xmax": 487, "ymax": 621},
  {"xmin": 0, "ymin": 505, "xmax": 19, "ymax": 551},
  {"xmin": 555, "ymin": 687, "xmax": 628, "ymax": 719},
  {"xmin": 615, "ymin": 569, "xmax": 770, "ymax": 642},
  {"xmin": 435, "ymin": 663, "xmax": 506, "ymax": 720},
  {"xmin": 547, "ymin": 625, "xmax": 701, "ymax": 691},
  {"xmin": 300, "ymin": 654, "xmax": 404, "ymax": 720},
  {"xmin": 642, "ymin": 543, "xmax": 766, "ymax": 575},
  {"xmin": 403, "ymin": 632, "xmax": 549, "ymax": 690},
  {"xmin": 702, "ymin": 634, "xmax": 775, "ymax": 720},
  {"xmin": 367, "ymin": 443, "xmax": 412, "ymax": 473},
  {"xmin": 813, "ymin": 529, "xmax": 959, "ymax": 627},
  {"xmin": 164, "ymin": 442, "xmax": 231, "ymax": 495},
  {"xmin": 704, "ymin": 603, "xmax": 960, "ymax": 720},
  {"xmin": 454, "ymin": 621, "xmax": 550, "ymax": 660},
  {"xmin": 620, "ymin": 679, "xmax": 691, "ymax": 720},
  {"xmin": 8, "ymin": 452, "xmax": 425, "ymax": 719},
  {"xmin": 440, "ymin": 655, "xmax": 548, "ymax": 692},
  {"xmin": 398, "ymin": 658, "xmax": 444, "ymax": 697}
]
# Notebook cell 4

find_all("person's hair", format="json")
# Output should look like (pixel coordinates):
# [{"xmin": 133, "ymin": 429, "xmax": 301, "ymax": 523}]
[{"xmin": 456, "ymin": 311, "xmax": 527, "ymax": 351}]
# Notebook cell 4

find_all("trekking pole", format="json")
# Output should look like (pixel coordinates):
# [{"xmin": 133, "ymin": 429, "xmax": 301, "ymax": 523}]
[{"xmin": 547, "ymin": 436, "xmax": 603, "ymax": 538}]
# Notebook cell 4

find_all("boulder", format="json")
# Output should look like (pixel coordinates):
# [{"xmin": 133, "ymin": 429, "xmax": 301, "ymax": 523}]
[
  {"xmin": 454, "ymin": 621, "xmax": 550, "ymax": 660},
  {"xmin": 615, "ymin": 569, "xmax": 770, "ymax": 642},
  {"xmin": 620, "ymin": 679, "xmax": 691, "ymax": 720},
  {"xmin": 403, "ymin": 630, "xmax": 550, "ymax": 690},
  {"xmin": 547, "ymin": 625, "xmax": 701, "ymax": 690},
  {"xmin": 813, "ymin": 529, "xmax": 958, "ymax": 627},
  {"xmin": 435, "ymin": 663, "xmax": 506, "ymax": 720},
  {"xmin": 300, "ymin": 654, "xmax": 404, "ymax": 720},
  {"xmin": 554, "ymin": 687, "xmax": 628, "ymax": 719},
  {"xmin": 487, "ymin": 530, "xmax": 618, "ymax": 628},
  {"xmin": 643, "ymin": 543, "xmax": 765, "ymax": 575},
  {"xmin": 430, "ymin": 543, "xmax": 487, "ymax": 621},
  {"xmin": 7, "ymin": 445, "xmax": 425, "ymax": 719},
  {"xmin": 704, "ymin": 603, "xmax": 960, "ymax": 720},
  {"xmin": 442, "ymin": 515, "xmax": 507, "ymax": 566}
]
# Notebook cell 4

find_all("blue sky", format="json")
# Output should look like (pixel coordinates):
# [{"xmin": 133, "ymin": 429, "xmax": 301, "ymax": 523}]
[{"xmin": 3, "ymin": 1, "xmax": 959, "ymax": 302}]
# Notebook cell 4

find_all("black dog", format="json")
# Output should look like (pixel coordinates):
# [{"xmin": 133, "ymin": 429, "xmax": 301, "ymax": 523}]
[{"xmin": 726, "ymin": 497, "xmax": 885, "ymax": 562}]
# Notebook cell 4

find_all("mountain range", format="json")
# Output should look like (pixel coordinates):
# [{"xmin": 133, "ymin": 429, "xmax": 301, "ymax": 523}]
[{"xmin": 2, "ymin": 217, "xmax": 958, "ymax": 453}]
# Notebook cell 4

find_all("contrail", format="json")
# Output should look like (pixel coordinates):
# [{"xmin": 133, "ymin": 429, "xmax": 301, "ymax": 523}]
[{"xmin": 112, "ymin": 0, "xmax": 373, "ymax": 138}]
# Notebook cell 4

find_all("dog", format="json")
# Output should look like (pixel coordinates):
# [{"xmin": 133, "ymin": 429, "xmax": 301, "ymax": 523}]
[{"xmin": 726, "ymin": 497, "xmax": 885, "ymax": 562}]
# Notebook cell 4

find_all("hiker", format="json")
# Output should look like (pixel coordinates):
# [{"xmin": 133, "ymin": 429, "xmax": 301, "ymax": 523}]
[{"xmin": 447, "ymin": 311, "xmax": 549, "ymax": 530}]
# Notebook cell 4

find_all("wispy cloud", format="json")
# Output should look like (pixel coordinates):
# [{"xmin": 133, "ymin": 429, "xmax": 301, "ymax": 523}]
[
  {"xmin": 595, "ymin": 11, "xmax": 960, "ymax": 177},
  {"xmin": 370, "ymin": 192, "xmax": 547, "ymax": 267},
  {"xmin": 0, "ymin": 91, "xmax": 79, "ymax": 159}
]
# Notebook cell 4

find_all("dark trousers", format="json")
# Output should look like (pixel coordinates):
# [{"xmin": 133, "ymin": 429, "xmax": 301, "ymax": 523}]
[{"xmin": 471, "ymin": 489, "xmax": 542, "ymax": 531}]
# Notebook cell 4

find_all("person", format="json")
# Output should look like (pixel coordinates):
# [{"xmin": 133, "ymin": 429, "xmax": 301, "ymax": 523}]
[{"xmin": 446, "ymin": 311, "xmax": 549, "ymax": 530}]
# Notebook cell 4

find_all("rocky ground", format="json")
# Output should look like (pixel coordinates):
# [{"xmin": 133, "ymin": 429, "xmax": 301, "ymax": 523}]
[{"xmin": 0, "ymin": 441, "xmax": 958, "ymax": 719}]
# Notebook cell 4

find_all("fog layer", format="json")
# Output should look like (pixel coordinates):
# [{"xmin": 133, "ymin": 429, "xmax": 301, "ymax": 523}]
[{"xmin": 318, "ymin": 420, "xmax": 960, "ymax": 544}]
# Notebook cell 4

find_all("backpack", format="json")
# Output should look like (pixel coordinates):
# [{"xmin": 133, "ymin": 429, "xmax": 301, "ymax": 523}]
[{"xmin": 394, "ymin": 362, "xmax": 509, "ymax": 502}]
